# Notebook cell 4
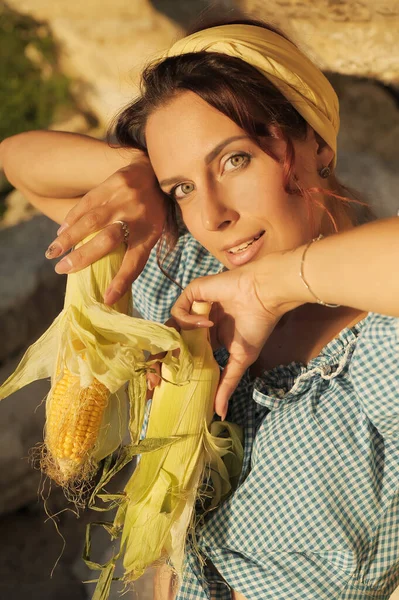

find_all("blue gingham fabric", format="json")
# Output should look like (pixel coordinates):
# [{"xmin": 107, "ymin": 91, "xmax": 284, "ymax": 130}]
[
  {"xmin": 132, "ymin": 220, "xmax": 223, "ymax": 321},
  {"xmin": 133, "ymin": 232, "xmax": 399, "ymax": 600}
]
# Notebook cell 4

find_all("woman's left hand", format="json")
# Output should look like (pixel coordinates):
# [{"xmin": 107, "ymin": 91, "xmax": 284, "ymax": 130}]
[{"xmin": 171, "ymin": 256, "xmax": 299, "ymax": 419}]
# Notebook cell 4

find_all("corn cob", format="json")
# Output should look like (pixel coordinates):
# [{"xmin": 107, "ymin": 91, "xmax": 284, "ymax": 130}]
[
  {"xmin": 0, "ymin": 238, "xmax": 243, "ymax": 597},
  {"xmin": 113, "ymin": 301, "xmax": 222, "ymax": 583},
  {"xmin": 40, "ymin": 237, "xmax": 131, "ymax": 488},
  {"xmin": 0, "ymin": 234, "xmax": 194, "ymax": 494},
  {"xmin": 0, "ymin": 235, "xmax": 131, "ymax": 489},
  {"xmin": 44, "ymin": 369, "xmax": 110, "ymax": 483}
]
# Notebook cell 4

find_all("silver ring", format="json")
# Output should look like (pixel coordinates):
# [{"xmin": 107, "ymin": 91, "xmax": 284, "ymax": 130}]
[{"xmin": 113, "ymin": 220, "xmax": 130, "ymax": 244}]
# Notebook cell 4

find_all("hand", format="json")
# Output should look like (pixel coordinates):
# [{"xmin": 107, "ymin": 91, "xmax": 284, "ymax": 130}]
[
  {"xmin": 171, "ymin": 258, "xmax": 296, "ymax": 419},
  {"xmin": 146, "ymin": 318, "xmax": 180, "ymax": 396},
  {"xmin": 45, "ymin": 158, "xmax": 167, "ymax": 304}
]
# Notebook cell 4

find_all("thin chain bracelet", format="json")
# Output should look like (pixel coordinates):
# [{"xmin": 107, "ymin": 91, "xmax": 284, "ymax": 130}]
[{"xmin": 299, "ymin": 234, "xmax": 341, "ymax": 308}]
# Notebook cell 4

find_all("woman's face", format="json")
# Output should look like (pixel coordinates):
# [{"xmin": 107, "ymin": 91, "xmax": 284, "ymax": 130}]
[{"xmin": 145, "ymin": 91, "xmax": 330, "ymax": 269}]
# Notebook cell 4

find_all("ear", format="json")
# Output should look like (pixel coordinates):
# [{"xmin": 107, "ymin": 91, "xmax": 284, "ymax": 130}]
[
  {"xmin": 263, "ymin": 124, "xmax": 288, "ymax": 160},
  {"xmin": 312, "ymin": 129, "xmax": 335, "ymax": 168},
  {"xmin": 268, "ymin": 124, "xmax": 284, "ymax": 139}
]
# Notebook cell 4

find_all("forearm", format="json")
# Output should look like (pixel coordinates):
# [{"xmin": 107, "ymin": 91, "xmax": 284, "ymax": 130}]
[
  {"xmin": 0, "ymin": 131, "xmax": 139, "ymax": 198},
  {"xmin": 265, "ymin": 217, "xmax": 399, "ymax": 318}
]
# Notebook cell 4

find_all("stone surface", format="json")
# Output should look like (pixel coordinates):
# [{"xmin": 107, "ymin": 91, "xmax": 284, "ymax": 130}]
[
  {"xmin": 0, "ymin": 484, "xmax": 97, "ymax": 600},
  {"xmin": 334, "ymin": 75, "xmax": 399, "ymax": 219},
  {"xmin": 0, "ymin": 347, "xmax": 50, "ymax": 514},
  {"xmin": 0, "ymin": 214, "xmax": 66, "ymax": 363},
  {"xmin": 6, "ymin": 0, "xmax": 398, "ymax": 127},
  {"xmin": 0, "ymin": 188, "xmax": 40, "ymax": 228},
  {"xmin": 240, "ymin": 0, "xmax": 399, "ymax": 82},
  {"xmin": 5, "ymin": 0, "xmax": 184, "ymax": 127}
]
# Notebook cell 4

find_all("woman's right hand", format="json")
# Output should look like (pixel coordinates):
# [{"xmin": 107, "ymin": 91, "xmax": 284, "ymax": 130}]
[{"xmin": 45, "ymin": 157, "xmax": 167, "ymax": 305}]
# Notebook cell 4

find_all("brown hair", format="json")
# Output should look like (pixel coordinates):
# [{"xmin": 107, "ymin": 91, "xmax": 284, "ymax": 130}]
[{"xmin": 113, "ymin": 18, "xmax": 374, "ymax": 278}]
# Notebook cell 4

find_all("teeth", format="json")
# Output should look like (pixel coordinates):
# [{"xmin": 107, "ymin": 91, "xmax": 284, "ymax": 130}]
[{"xmin": 228, "ymin": 233, "xmax": 263, "ymax": 254}]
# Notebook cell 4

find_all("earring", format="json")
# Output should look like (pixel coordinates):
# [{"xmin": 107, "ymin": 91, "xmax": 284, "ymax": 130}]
[{"xmin": 319, "ymin": 166, "xmax": 331, "ymax": 179}]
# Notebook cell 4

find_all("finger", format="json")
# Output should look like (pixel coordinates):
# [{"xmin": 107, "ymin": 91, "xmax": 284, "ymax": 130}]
[
  {"xmin": 53, "ymin": 223, "xmax": 126, "ymax": 274},
  {"xmin": 103, "ymin": 244, "xmax": 154, "ymax": 305},
  {"xmin": 145, "ymin": 315, "xmax": 182, "ymax": 392},
  {"xmin": 146, "ymin": 360, "xmax": 162, "ymax": 391},
  {"xmin": 213, "ymin": 356, "xmax": 249, "ymax": 420},
  {"xmin": 171, "ymin": 284, "xmax": 214, "ymax": 329},
  {"xmin": 46, "ymin": 205, "xmax": 113, "ymax": 259},
  {"xmin": 164, "ymin": 317, "xmax": 180, "ymax": 331},
  {"xmin": 56, "ymin": 185, "xmax": 111, "ymax": 234}
]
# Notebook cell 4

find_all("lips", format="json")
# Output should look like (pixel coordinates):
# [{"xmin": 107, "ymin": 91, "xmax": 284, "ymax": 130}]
[
  {"xmin": 224, "ymin": 230, "xmax": 266, "ymax": 267},
  {"xmin": 227, "ymin": 231, "xmax": 265, "ymax": 254}
]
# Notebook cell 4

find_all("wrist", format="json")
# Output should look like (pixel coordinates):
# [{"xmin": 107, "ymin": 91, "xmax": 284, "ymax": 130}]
[
  {"xmin": 251, "ymin": 245, "xmax": 317, "ymax": 317},
  {"xmin": 299, "ymin": 235, "xmax": 341, "ymax": 308}
]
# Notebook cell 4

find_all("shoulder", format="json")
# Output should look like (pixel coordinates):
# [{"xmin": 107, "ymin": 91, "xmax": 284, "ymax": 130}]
[
  {"xmin": 349, "ymin": 312, "xmax": 399, "ymax": 437},
  {"xmin": 351, "ymin": 312, "xmax": 398, "ymax": 370}
]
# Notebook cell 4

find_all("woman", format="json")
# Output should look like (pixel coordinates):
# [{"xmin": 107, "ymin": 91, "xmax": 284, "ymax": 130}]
[{"xmin": 2, "ymin": 18, "xmax": 399, "ymax": 600}]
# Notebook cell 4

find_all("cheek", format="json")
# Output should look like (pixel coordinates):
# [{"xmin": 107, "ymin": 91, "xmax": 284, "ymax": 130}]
[
  {"xmin": 244, "ymin": 168, "xmax": 287, "ymax": 216},
  {"xmin": 178, "ymin": 204, "xmax": 202, "ymax": 238}
]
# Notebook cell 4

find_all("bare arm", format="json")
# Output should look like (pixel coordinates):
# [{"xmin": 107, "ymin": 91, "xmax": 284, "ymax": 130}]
[
  {"xmin": 172, "ymin": 216, "xmax": 399, "ymax": 417},
  {"xmin": 1, "ymin": 130, "xmax": 137, "ymax": 197},
  {"xmin": 277, "ymin": 216, "xmax": 399, "ymax": 317},
  {"xmin": 0, "ymin": 130, "xmax": 167, "ymax": 300},
  {"xmin": 0, "ymin": 130, "xmax": 139, "ymax": 223}
]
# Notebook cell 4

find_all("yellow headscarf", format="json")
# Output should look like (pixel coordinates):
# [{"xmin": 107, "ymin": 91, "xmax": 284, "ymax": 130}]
[{"xmin": 163, "ymin": 24, "xmax": 339, "ymax": 166}]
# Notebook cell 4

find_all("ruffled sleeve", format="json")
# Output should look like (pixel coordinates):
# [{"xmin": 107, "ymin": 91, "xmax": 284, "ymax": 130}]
[
  {"xmin": 349, "ymin": 312, "xmax": 399, "ymax": 437},
  {"xmin": 132, "ymin": 224, "xmax": 223, "ymax": 323}
]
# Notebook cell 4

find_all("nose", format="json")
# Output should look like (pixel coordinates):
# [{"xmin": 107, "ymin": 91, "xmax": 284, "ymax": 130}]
[{"xmin": 200, "ymin": 184, "xmax": 239, "ymax": 231}]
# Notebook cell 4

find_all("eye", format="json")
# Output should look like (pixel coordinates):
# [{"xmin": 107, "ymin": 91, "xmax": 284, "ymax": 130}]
[
  {"xmin": 169, "ymin": 181, "xmax": 195, "ymax": 201},
  {"xmin": 223, "ymin": 152, "xmax": 251, "ymax": 172}
]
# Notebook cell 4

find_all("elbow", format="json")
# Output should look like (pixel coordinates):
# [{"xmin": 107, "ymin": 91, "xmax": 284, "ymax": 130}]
[
  {"xmin": 0, "ymin": 132, "xmax": 42, "ymax": 189},
  {"xmin": 0, "ymin": 134, "xmax": 24, "ymax": 186}
]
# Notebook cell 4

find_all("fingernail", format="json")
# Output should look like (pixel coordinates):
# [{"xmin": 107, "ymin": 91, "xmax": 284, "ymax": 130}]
[
  {"xmin": 45, "ymin": 242, "xmax": 62, "ymax": 259},
  {"xmin": 195, "ymin": 320, "xmax": 213, "ymax": 328},
  {"xmin": 220, "ymin": 407, "xmax": 228, "ymax": 421},
  {"xmin": 57, "ymin": 222, "xmax": 68, "ymax": 235},
  {"xmin": 55, "ymin": 256, "xmax": 72, "ymax": 274},
  {"xmin": 147, "ymin": 380, "xmax": 154, "ymax": 391}
]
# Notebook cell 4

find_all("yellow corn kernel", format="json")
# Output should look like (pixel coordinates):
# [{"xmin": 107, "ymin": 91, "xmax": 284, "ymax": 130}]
[{"xmin": 44, "ymin": 368, "xmax": 110, "ymax": 484}]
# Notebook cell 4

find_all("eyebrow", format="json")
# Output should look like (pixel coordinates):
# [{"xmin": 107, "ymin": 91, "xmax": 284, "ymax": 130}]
[{"xmin": 159, "ymin": 135, "xmax": 248, "ymax": 188}]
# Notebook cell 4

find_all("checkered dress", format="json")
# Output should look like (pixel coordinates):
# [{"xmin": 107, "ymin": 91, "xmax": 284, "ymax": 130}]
[{"xmin": 133, "ymin": 231, "xmax": 399, "ymax": 600}]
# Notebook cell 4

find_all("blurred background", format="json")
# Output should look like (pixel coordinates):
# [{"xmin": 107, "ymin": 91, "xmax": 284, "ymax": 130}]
[{"xmin": 0, "ymin": 0, "xmax": 398, "ymax": 599}]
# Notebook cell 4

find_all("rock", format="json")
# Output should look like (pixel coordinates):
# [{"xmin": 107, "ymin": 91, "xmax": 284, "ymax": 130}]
[
  {"xmin": 239, "ymin": 0, "xmax": 399, "ymax": 83},
  {"xmin": 49, "ymin": 112, "xmax": 91, "ymax": 134},
  {"xmin": 5, "ymin": 0, "xmax": 183, "ymax": 126},
  {"xmin": 334, "ymin": 75, "xmax": 399, "ymax": 218},
  {"xmin": 0, "ymin": 188, "xmax": 40, "ymax": 228},
  {"xmin": 0, "ymin": 350, "xmax": 50, "ymax": 513},
  {"xmin": 0, "ymin": 486, "xmax": 90, "ymax": 600},
  {"xmin": 0, "ymin": 215, "xmax": 66, "ymax": 363},
  {"xmin": 5, "ymin": 0, "xmax": 399, "ymax": 127}
]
